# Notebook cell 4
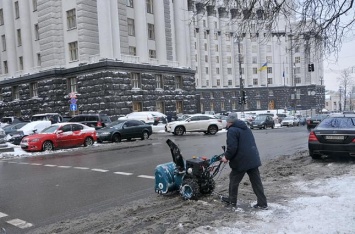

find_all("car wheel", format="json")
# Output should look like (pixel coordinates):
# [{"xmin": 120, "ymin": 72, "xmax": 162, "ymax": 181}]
[
  {"xmin": 42, "ymin": 141, "xmax": 53, "ymax": 151},
  {"xmin": 84, "ymin": 137, "xmax": 94, "ymax": 147},
  {"xmin": 208, "ymin": 125, "xmax": 218, "ymax": 135},
  {"xmin": 174, "ymin": 126, "xmax": 185, "ymax": 136},
  {"xmin": 141, "ymin": 131, "xmax": 149, "ymax": 140},
  {"xmin": 112, "ymin": 134, "xmax": 121, "ymax": 143}
]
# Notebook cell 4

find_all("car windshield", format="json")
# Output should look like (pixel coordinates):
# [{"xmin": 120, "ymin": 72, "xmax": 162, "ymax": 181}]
[
  {"xmin": 109, "ymin": 121, "xmax": 125, "ymax": 129},
  {"xmin": 255, "ymin": 116, "xmax": 266, "ymax": 120},
  {"xmin": 41, "ymin": 125, "xmax": 59, "ymax": 133},
  {"xmin": 284, "ymin": 117, "xmax": 293, "ymax": 120},
  {"xmin": 317, "ymin": 117, "xmax": 355, "ymax": 129},
  {"xmin": 1, "ymin": 118, "xmax": 12, "ymax": 123}
]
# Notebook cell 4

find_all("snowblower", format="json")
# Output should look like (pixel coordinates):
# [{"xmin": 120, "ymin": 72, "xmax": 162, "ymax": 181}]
[{"xmin": 154, "ymin": 139, "xmax": 225, "ymax": 200}]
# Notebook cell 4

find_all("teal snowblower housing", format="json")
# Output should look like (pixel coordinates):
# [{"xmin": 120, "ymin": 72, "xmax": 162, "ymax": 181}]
[{"xmin": 154, "ymin": 139, "xmax": 225, "ymax": 200}]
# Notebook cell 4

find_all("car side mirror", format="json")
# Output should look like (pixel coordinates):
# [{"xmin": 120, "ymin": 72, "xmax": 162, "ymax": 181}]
[{"xmin": 186, "ymin": 119, "xmax": 190, "ymax": 122}]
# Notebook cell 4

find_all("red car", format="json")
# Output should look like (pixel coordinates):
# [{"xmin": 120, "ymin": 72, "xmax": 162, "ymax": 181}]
[{"xmin": 20, "ymin": 123, "xmax": 97, "ymax": 152}]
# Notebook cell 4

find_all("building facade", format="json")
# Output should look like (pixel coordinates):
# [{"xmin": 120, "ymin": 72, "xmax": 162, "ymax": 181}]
[{"xmin": 0, "ymin": 0, "xmax": 325, "ymax": 118}]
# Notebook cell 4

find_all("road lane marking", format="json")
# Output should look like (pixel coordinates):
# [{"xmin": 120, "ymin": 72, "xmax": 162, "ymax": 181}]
[
  {"xmin": 44, "ymin": 164, "xmax": 57, "ymax": 167},
  {"xmin": 18, "ymin": 162, "xmax": 29, "ymax": 165},
  {"xmin": 137, "ymin": 175, "xmax": 155, "ymax": 179},
  {"xmin": 6, "ymin": 219, "xmax": 33, "ymax": 229},
  {"xmin": 74, "ymin": 167, "xmax": 90, "ymax": 170},
  {"xmin": 0, "ymin": 212, "xmax": 8, "ymax": 218},
  {"xmin": 91, "ymin": 169, "xmax": 109, "ymax": 172},
  {"xmin": 7, "ymin": 162, "xmax": 17, "ymax": 164},
  {"xmin": 30, "ymin": 163, "xmax": 42, "ymax": 166},
  {"xmin": 57, "ymin": 166, "xmax": 72, "ymax": 168},
  {"xmin": 114, "ymin": 172, "xmax": 133, "ymax": 176}
]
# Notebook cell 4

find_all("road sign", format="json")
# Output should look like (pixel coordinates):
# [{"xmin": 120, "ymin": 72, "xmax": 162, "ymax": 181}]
[{"xmin": 70, "ymin": 104, "xmax": 77, "ymax": 111}]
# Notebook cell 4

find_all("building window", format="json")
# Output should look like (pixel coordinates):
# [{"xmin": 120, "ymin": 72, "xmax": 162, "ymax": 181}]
[
  {"xmin": 204, "ymin": 43, "xmax": 207, "ymax": 51},
  {"xmin": 252, "ymin": 45, "xmax": 257, "ymax": 53},
  {"xmin": 216, "ymin": 79, "xmax": 220, "ymax": 86},
  {"xmin": 256, "ymin": 100, "xmax": 261, "ymax": 109},
  {"xmin": 228, "ymin": 80, "xmax": 232, "ymax": 86},
  {"xmin": 294, "ymin": 67, "xmax": 301, "ymax": 74},
  {"xmin": 216, "ymin": 56, "xmax": 219, "ymax": 63},
  {"xmin": 149, "ymin": 49, "xmax": 156, "ymax": 58},
  {"xmin": 215, "ymin": 44, "xmax": 218, "ymax": 52},
  {"xmin": 0, "ymin": 88, "xmax": 3, "ymax": 102},
  {"xmin": 129, "ymin": 46, "xmax": 136, "ymax": 56},
  {"xmin": 148, "ymin": 23, "xmax": 155, "ymax": 40},
  {"xmin": 253, "ymin": 67, "xmax": 258, "ymax": 74},
  {"xmin": 241, "ymin": 68, "xmax": 244, "ymax": 74},
  {"xmin": 204, "ymin": 55, "xmax": 208, "ymax": 62},
  {"xmin": 131, "ymin": 73, "xmax": 141, "ymax": 89},
  {"xmin": 210, "ymin": 102, "xmax": 214, "ymax": 111},
  {"xmin": 69, "ymin": 41, "xmax": 78, "ymax": 61},
  {"xmin": 12, "ymin": 86, "xmax": 20, "ymax": 100},
  {"xmin": 67, "ymin": 77, "xmax": 77, "ymax": 93},
  {"xmin": 216, "ymin": 67, "xmax": 219, "ymax": 74},
  {"xmin": 37, "ymin": 53, "xmax": 41, "ymax": 66},
  {"xmin": 33, "ymin": 0, "xmax": 37, "ymax": 11},
  {"xmin": 30, "ymin": 82, "xmax": 38, "ymax": 97},
  {"xmin": 267, "ymin": 78, "xmax": 273, "ymax": 85},
  {"xmin": 175, "ymin": 76, "xmax": 183, "ymax": 89},
  {"xmin": 34, "ymin": 24, "xmax": 39, "ymax": 40},
  {"xmin": 67, "ymin": 9, "xmax": 77, "ymax": 29},
  {"xmin": 252, "ymin": 56, "xmax": 257, "ymax": 64},
  {"xmin": 227, "ymin": 68, "xmax": 232, "ymax": 74},
  {"xmin": 15, "ymin": 1, "xmax": 19, "ymax": 19},
  {"xmin": 155, "ymin": 74, "xmax": 163, "ymax": 89},
  {"xmin": 295, "ymin": 77, "xmax": 301, "ymax": 84},
  {"xmin": 3, "ymin": 61, "xmax": 8, "ymax": 74},
  {"xmin": 206, "ymin": 80, "xmax": 209, "ymax": 86},
  {"xmin": 146, "ymin": 0, "xmax": 153, "ymax": 13},
  {"xmin": 267, "ymin": 67, "xmax": 272, "ymax": 74},
  {"xmin": 132, "ymin": 102, "xmax": 142, "ymax": 111},
  {"xmin": 126, "ymin": 0, "xmax": 133, "ymax": 7},
  {"xmin": 266, "ymin": 56, "xmax": 272, "ymax": 63},
  {"xmin": 19, "ymin": 56, "xmax": 23, "ymax": 70},
  {"xmin": 127, "ymin": 18, "xmax": 135, "ymax": 36},
  {"xmin": 205, "ymin": 67, "xmax": 209, "ymax": 74},
  {"xmin": 214, "ymin": 33, "xmax": 218, "ymax": 40},
  {"xmin": 295, "ymin": 56, "xmax": 301, "ymax": 63},
  {"xmin": 176, "ymin": 101, "xmax": 183, "ymax": 114},
  {"xmin": 0, "ymin": 9, "xmax": 3, "ymax": 25},
  {"xmin": 227, "ymin": 56, "xmax": 232, "ymax": 63},
  {"xmin": 253, "ymin": 78, "xmax": 258, "ymax": 85},
  {"xmin": 17, "ymin": 29, "xmax": 22, "ymax": 46},
  {"xmin": 156, "ymin": 101, "xmax": 165, "ymax": 113},
  {"xmin": 1, "ymin": 35, "xmax": 5, "ymax": 51},
  {"xmin": 204, "ymin": 31, "xmax": 207, "ymax": 39},
  {"xmin": 221, "ymin": 102, "xmax": 225, "ymax": 111}
]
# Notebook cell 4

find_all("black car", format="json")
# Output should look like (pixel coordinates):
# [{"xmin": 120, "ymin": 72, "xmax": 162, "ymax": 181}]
[
  {"xmin": 306, "ymin": 114, "xmax": 329, "ymax": 131},
  {"xmin": 250, "ymin": 115, "xmax": 275, "ymax": 129},
  {"xmin": 2, "ymin": 122, "xmax": 27, "ymax": 135},
  {"xmin": 96, "ymin": 120, "xmax": 152, "ymax": 143},
  {"xmin": 308, "ymin": 115, "xmax": 355, "ymax": 159},
  {"xmin": 69, "ymin": 114, "xmax": 111, "ymax": 129}
]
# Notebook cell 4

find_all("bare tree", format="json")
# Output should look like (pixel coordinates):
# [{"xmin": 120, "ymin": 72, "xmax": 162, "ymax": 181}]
[
  {"xmin": 198, "ymin": 0, "xmax": 355, "ymax": 59},
  {"xmin": 338, "ymin": 68, "xmax": 354, "ymax": 110}
]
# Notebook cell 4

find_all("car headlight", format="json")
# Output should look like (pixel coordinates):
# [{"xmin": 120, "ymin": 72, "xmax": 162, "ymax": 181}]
[{"xmin": 29, "ymin": 138, "xmax": 40, "ymax": 143}]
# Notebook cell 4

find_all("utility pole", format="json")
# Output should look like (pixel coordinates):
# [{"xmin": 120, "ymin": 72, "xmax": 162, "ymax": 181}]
[{"xmin": 236, "ymin": 35, "xmax": 244, "ymax": 113}]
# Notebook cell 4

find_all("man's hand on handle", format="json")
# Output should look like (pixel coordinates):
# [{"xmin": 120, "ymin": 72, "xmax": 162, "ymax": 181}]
[{"xmin": 221, "ymin": 156, "xmax": 228, "ymax": 163}]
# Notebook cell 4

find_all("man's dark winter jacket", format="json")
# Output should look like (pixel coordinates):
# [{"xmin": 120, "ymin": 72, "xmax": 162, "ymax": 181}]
[{"xmin": 224, "ymin": 119, "xmax": 261, "ymax": 172}]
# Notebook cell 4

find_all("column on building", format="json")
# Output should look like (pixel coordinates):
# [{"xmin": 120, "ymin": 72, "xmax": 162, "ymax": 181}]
[
  {"xmin": 259, "ymin": 34, "xmax": 267, "ymax": 87},
  {"xmin": 188, "ymin": 0, "xmax": 196, "ymax": 70},
  {"xmin": 244, "ymin": 34, "xmax": 252, "ymax": 87},
  {"xmin": 196, "ymin": 3, "xmax": 206, "ymax": 87},
  {"xmin": 19, "ymin": 0, "xmax": 34, "ymax": 71},
  {"xmin": 273, "ymin": 35, "xmax": 283, "ymax": 86},
  {"xmin": 153, "ymin": 0, "xmax": 167, "ymax": 65},
  {"xmin": 173, "ymin": 0, "xmax": 187, "ymax": 67},
  {"xmin": 97, "ymin": 1, "xmax": 114, "ymax": 59},
  {"xmin": 133, "ymin": 0, "xmax": 148, "ymax": 63},
  {"xmin": 183, "ymin": 0, "xmax": 191, "ymax": 68},
  {"xmin": 230, "ymin": 8, "xmax": 240, "ymax": 87},
  {"xmin": 3, "ymin": 0, "xmax": 17, "ymax": 75},
  {"xmin": 218, "ymin": 7, "xmax": 228, "ymax": 87},
  {"xmin": 110, "ymin": 0, "xmax": 121, "ymax": 60},
  {"xmin": 207, "ymin": 5, "xmax": 217, "ymax": 88}
]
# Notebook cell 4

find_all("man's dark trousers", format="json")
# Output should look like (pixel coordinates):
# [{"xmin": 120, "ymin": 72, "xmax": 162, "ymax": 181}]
[{"xmin": 229, "ymin": 167, "xmax": 267, "ymax": 206}]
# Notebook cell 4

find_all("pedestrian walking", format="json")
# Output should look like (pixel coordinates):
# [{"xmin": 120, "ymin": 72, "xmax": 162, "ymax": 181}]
[{"xmin": 221, "ymin": 112, "xmax": 268, "ymax": 209}]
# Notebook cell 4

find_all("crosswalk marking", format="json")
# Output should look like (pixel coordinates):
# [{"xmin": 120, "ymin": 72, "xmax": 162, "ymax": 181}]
[
  {"xmin": 30, "ymin": 163, "xmax": 42, "ymax": 166},
  {"xmin": 6, "ymin": 219, "xmax": 33, "ymax": 229},
  {"xmin": 7, "ymin": 161, "xmax": 17, "ymax": 164},
  {"xmin": 114, "ymin": 172, "xmax": 133, "ymax": 176},
  {"xmin": 44, "ymin": 164, "xmax": 57, "ymax": 167},
  {"xmin": 91, "ymin": 169, "xmax": 109, "ymax": 172},
  {"xmin": 0, "ymin": 212, "xmax": 8, "ymax": 218},
  {"xmin": 137, "ymin": 175, "xmax": 155, "ymax": 179},
  {"xmin": 18, "ymin": 162, "xmax": 29, "ymax": 165},
  {"xmin": 57, "ymin": 166, "xmax": 72, "ymax": 168},
  {"xmin": 74, "ymin": 167, "xmax": 89, "ymax": 170}
]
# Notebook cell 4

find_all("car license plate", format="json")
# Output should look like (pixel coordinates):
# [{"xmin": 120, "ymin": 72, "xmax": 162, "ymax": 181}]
[{"xmin": 325, "ymin": 135, "xmax": 344, "ymax": 140}]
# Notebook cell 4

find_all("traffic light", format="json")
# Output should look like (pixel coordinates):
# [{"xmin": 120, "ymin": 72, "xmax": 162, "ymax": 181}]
[
  {"xmin": 308, "ymin": 63, "xmax": 314, "ymax": 72},
  {"xmin": 238, "ymin": 97, "xmax": 242, "ymax": 104},
  {"xmin": 240, "ymin": 90, "xmax": 247, "ymax": 104}
]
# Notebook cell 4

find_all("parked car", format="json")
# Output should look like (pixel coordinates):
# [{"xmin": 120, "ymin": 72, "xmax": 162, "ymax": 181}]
[
  {"xmin": 2, "ymin": 122, "xmax": 27, "ymax": 135},
  {"xmin": 308, "ymin": 114, "xmax": 355, "ymax": 159},
  {"xmin": 8, "ymin": 121, "xmax": 52, "ymax": 145},
  {"xmin": 281, "ymin": 116, "xmax": 300, "ymax": 127},
  {"xmin": 250, "ymin": 115, "xmax": 275, "ymax": 129},
  {"xmin": 276, "ymin": 113, "xmax": 287, "ymax": 123},
  {"xmin": 0, "ymin": 116, "xmax": 24, "ymax": 128},
  {"xmin": 0, "ymin": 128, "xmax": 6, "ymax": 144},
  {"xmin": 165, "ymin": 114, "xmax": 223, "ymax": 136},
  {"xmin": 31, "ymin": 113, "xmax": 63, "ymax": 124},
  {"xmin": 96, "ymin": 120, "xmax": 152, "ymax": 143},
  {"xmin": 306, "ymin": 114, "xmax": 329, "ymax": 131},
  {"xmin": 118, "ymin": 112, "xmax": 155, "ymax": 125},
  {"xmin": 139, "ymin": 111, "xmax": 167, "ymax": 125},
  {"xmin": 69, "ymin": 114, "xmax": 111, "ymax": 129},
  {"xmin": 217, "ymin": 115, "xmax": 228, "ymax": 129},
  {"xmin": 20, "ymin": 123, "xmax": 96, "ymax": 152}
]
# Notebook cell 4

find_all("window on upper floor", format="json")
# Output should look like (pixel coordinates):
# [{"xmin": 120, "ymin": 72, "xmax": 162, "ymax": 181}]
[
  {"xmin": 37, "ymin": 53, "xmax": 41, "ymax": 66},
  {"xmin": 33, "ymin": 0, "xmax": 37, "ymax": 11},
  {"xmin": 12, "ymin": 86, "xmax": 20, "ymax": 100},
  {"xmin": 127, "ymin": 18, "xmax": 135, "ymax": 36},
  {"xmin": 67, "ymin": 9, "xmax": 77, "ymax": 30},
  {"xmin": 205, "ymin": 55, "xmax": 208, "ymax": 62},
  {"xmin": 131, "ymin": 73, "xmax": 141, "ymax": 89},
  {"xmin": 14, "ymin": 1, "xmax": 19, "ymax": 19},
  {"xmin": 0, "ymin": 9, "xmax": 4, "ymax": 25},
  {"xmin": 17, "ymin": 29, "xmax": 22, "ymax": 46},
  {"xmin": 227, "ymin": 56, "xmax": 232, "ymax": 63},
  {"xmin": 3, "ymin": 61, "xmax": 8, "ymax": 74},
  {"xmin": 155, "ymin": 74, "xmax": 163, "ymax": 89},
  {"xmin": 253, "ymin": 67, "xmax": 258, "ymax": 74},
  {"xmin": 129, "ymin": 46, "xmax": 136, "ymax": 56},
  {"xmin": 69, "ymin": 41, "xmax": 78, "ymax": 61},
  {"xmin": 149, "ymin": 49, "xmax": 156, "ymax": 58},
  {"xmin": 146, "ymin": 0, "xmax": 153, "ymax": 14},
  {"xmin": 267, "ymin": 67, "xmax": 273, "ymax": 74},
  {"xmin": 268, "ymin": 78, "xmax": 273, "ymax": 85},
  {"xmin": 1, "ymin": 35, "xmax": 5, "ymax": 51},
  {"xmin": 19, "ymin": 56, "xmax": 23, "ymax": 70},
  {"xmin": 30, "ymin": 82, "xmax": 38, "ymax": 97},
  {"xmin": 253, "ymin": 79, "xmax": 258, "ymax": 85},
  {"xmin": 227, "ymin": 68, "xmax": 232, "ymax": 74},
  {"xmin": 175, "ymin": 76, "xmax": 183, "ymax": 90},
  {"xmin": 34, "ymin": 24, "xmax": 39, "ymax": 40},
  {"xmin": 216, "ymin": 56, "xmax": 219, "ymax": 63},
  {"xmin": 205, "ymin": 67, "xmax": 209, "ymax": 74},
  {"xmin": 67, "ymin": 77, "xmax": 77, "ymax": 93},
  {"xmin": 252, "ymin": 56, "xmax": 257, "ymax": 64},
  {"xmin": 295, "ymin": 56, "xmax": 301, "ymax": 63},
  {"xmin": 126, "ymin": 0, "xmax": 133, "ymax": 8},
  {"xmin": 132, "ymin": 101, "xmax": 142, "ymax": 112},
  {"xmin": 216, "ymin": 67, "xmax": 219, "ymax": 74},
  {"xmin": 228, "ymin": 80, "xmax": 232, "ymax": 86},
  {"xmin": 148, "ymin": 23, "xmax": 155, "ymax": 40},
  {"xmin": 0, "ymin": 88, "xmax": 3, "ymax": 102},
  {"xmin": 266, "ymin": 56, "xmax": 272, "ymax": 63}
]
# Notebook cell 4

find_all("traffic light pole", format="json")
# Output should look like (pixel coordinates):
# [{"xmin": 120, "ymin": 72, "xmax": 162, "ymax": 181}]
[{"xmin": 236, "ymin": 36, "xmax": 244, "ymax": 114}]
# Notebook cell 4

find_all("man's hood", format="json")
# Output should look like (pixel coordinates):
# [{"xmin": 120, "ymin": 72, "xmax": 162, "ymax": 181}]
[{"xmin": 229, "ymin": 119, "xmax": 248, "ymax": 130}]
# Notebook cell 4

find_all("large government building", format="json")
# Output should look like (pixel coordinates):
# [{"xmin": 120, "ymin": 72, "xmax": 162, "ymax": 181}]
[{"xmin": 0, "ymin": 0, "xmax": 324, "ymax": 118}]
